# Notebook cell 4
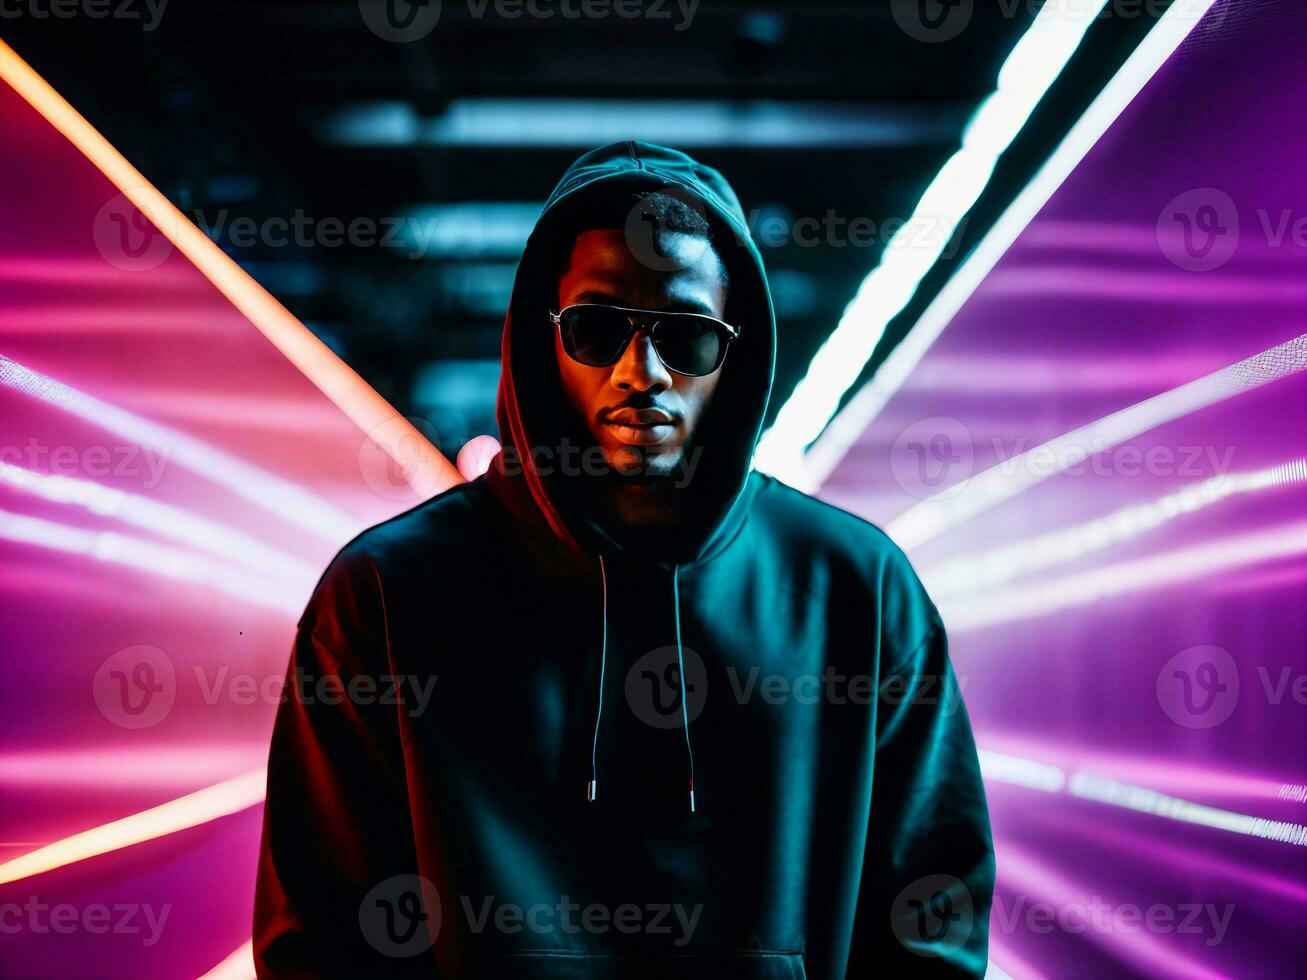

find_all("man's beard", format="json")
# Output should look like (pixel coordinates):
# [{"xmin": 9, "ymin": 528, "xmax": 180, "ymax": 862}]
[{"xmin": 605, "ymin": 445, "xmax": 684, "ymax": 488}]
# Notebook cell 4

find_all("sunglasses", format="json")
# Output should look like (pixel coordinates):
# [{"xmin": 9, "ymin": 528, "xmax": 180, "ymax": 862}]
[{"xmin": 550, "ymin": 303, "xmax": 740, "ymax": 378}]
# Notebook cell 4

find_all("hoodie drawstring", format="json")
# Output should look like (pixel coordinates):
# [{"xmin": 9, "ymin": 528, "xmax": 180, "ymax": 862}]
[
  {"xmin": 587, "ymin": 555, "xmax": 609, "ymax": 804},
  {"xmin": 672, "ymin": 564, "xmax": 697, "ymax": 813},
  {"xmin": 587, "ymin": 556, "xmax": 697, "ymax": 813}
]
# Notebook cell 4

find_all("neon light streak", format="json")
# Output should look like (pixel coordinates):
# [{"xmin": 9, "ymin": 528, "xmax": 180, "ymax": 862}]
[
  {"xmin": 941, "ymin": 521, "xmax": 1307, "ymax": 633},
  {"xmin": 1068, "ymin": 774, "xmax": 1307, "ymax": 848},
  {"xmin": 888, "ymin": 334, "xmax": 1307, "ymax": 550},
  {"xmin": 754, "ymin": 0, "xmax": 1124, "ymax": 487},
  {"xmin": 196, "ymin": 940, "xmax": 254, "ymax": 980},
  {"xmin": 995, "ymin": 841, "xmax": 1231, "ymax": 980},
  {"xmin": 0, "ymin": 769, "xmax": 266, "ymax": 885},
  {"xmin": 979, "ymin": 749, "xmax": 1307, "ymax": 849},
  {"xmin": 0, "ymin": 461, "xmax": 318, "ymax": 584},
  {"xmin": 0, "ymin": 508, "xmax": 307, "ymax": 612},
  {"xmin": 0, "ymin": 38, "xmax": 460, "ymax": 501},
  {"xmin": 922, "ymin": 460, "xmax": 1307, "ymax": 599},
  {"xmin": 794, "ymin": 0, "xmax": 1221, "ymax": 489},
  {"xmin": 0, "ymin": 354, "xmax": 358, "ymax": 543}
]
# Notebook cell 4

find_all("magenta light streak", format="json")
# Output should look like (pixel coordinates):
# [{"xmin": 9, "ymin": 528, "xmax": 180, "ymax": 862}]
[
  {"xmin": 0, "ymin": 70, "xmax": 416, "ymax": 978},
  {"xmin": 978, "ymin": 732, "xmax": 1297, "ymax": 808},
  {"xmin": 993, "ymin": 841, "xmax": 1230, "ymax": 980},
  {"xmin": 822, "ymin": 3, "xmax": 1307, "ymax": 975}
]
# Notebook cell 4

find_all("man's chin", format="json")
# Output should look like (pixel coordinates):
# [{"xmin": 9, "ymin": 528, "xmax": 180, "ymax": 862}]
[{"xmin": 604, "ymin": 443, "xmax": 681, "ymax": 482}]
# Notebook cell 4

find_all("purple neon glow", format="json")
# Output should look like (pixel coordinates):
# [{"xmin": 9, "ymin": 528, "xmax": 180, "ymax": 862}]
[{"xmin": 820, "ymin": 1, "xmax": 1307, "ymax": 975}]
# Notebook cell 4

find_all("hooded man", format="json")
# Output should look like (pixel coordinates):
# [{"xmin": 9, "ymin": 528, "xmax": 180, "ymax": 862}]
[{"xmin": 254, "ymin": 141, "xmax": 994, "ymax": 979}]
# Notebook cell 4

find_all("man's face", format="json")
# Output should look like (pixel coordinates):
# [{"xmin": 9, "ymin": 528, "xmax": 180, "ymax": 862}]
[{"xmin": 555, "ymin": 228, "xmax": 728, "ymax": 479}]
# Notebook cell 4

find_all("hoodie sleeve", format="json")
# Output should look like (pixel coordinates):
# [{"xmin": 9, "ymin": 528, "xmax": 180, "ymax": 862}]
[
  {"xmin": 253, "ymin": 545, "xmax": 437, "ymax": 979},
  {"xmin": 846, "ymin": 557, "xmax": 995, "ymax": 977}
]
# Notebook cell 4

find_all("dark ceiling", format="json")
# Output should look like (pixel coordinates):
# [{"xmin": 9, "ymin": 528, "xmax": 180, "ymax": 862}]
[{"xmin": 2, "ymin": 0, "xmax": 1168, "ymax": 457}]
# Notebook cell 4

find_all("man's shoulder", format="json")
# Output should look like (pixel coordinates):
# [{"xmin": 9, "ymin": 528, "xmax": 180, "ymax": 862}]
[
  {"xmin": 750, "ymin": 472, "xmax": 942, "ymax": 649},
  {"xmin": 301, "ymin": 478, "xmax": 497, "ymax": 627},
  {"xmin": 335, "ymin": 476, "xmax": 495, "ymax": 570},
  {"xmin": 751, "ymin": 471, "xmax": 911, "ymax": 565}
]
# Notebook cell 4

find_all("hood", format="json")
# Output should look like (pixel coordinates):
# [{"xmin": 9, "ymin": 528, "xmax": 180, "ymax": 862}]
[{"xmin": 486, "ymin": 140, "xmax": 777, "ymax": 568}]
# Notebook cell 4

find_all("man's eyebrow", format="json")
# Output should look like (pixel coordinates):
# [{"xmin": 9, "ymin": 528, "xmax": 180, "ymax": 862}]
[
  {"xmin": 571, "ymin": 290, "xmax": 716, "ymax": 316},
  {"xmin": 573, "ymin": 289, "xmax": 622, "ymax": 305}
]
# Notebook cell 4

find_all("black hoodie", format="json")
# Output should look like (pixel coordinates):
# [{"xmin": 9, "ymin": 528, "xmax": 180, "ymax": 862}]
[{"xmin": 254, "ymin": 141, "xmax": 994, "ymax": 979}]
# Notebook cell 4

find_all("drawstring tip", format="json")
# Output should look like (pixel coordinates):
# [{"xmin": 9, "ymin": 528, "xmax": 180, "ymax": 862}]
[
  {"xmin": 587, "ymin": 779, "xmax": 597, "ymax": 802},
  {"xmin": 688, "ymin": 781, "xmax": 696, "ymax": 813}
]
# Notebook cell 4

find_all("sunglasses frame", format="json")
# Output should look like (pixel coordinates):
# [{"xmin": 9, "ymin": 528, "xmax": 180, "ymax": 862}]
[{"xmin": 549, "ymin": 303, "xmax": 740, "ymax": 378}]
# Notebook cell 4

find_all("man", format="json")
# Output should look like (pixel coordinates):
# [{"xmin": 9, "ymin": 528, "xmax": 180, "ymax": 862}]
[{"xmin": 255, "ymin": 141, "xmax": 993, "ymax": 978}]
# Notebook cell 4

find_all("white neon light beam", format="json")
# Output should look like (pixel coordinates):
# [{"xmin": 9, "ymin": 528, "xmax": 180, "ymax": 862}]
[
  {"xmin": 0, "ymin": 462, "xmax": 318, "ymax": 584},
  {"xmin": 0, "ymin": 508, "xmax": 307, "ymax": 612},
  {"xmin": 791, "ymin": 0, "xmax": 1221, "ymax": 490},
  {"xmin": 940, "ymin": 520, "xmax": 1307, "ymax": 633},
  {"xmin": 979, "ymin": 749, "xmax": 1307, "ymax": 848},
  {"xmin": 887, "ymin": 334, "xmax": 1307, "ymax": 550},
  {"xmin": 922, "ymin": 459, "xmax": 1307, "ymax": 599},
  {"xmin": 0, "ymin": 355, "xmax": 361, "ymax": 543}
]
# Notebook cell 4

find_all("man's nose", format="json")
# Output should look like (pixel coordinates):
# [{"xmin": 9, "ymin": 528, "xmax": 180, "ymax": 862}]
[{"xmin": 610, "ymin": 329, "xmax": 671, "ymax": 393}]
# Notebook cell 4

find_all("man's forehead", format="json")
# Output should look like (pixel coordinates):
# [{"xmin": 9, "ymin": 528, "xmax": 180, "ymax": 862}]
[{"xmin": 562, "ymin": 228, "xmax": 725, "ymax": 302}]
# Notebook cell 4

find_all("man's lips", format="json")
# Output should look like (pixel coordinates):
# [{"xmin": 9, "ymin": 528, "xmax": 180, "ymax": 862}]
[
  {"xmin": 604, "ymin": 408, "xmax": 674, "ymax": 427},
  {"xmin": 601, "ymin": 408, "xmax": 677, "ymax": 446}
]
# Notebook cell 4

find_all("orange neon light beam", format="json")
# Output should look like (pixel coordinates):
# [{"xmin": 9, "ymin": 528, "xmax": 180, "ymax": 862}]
[
  {"xmin": 0, "ymin": 770, "xmax": 266, "ymax": 885},
  {"xmin": 0, "ymin": 38, "xmax": 463, "ymax": 497}
]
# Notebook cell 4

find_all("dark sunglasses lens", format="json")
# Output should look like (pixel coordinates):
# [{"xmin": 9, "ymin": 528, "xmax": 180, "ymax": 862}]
[
  {"xmin": 654, "ymin": 314, "xmax": 725, "ymax": 376},
  {"xmin": 559, "ymin": 307, "xmax": 631, "ymax": 365}
]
